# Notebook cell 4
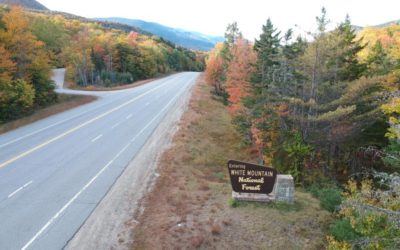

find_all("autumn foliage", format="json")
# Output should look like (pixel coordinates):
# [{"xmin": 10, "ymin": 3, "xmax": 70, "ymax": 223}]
[
  {"xmin": 225, "ymin": 38, "xmax": 256, "ymax": 114},
  {"xmin": 205, "ymin": 43, "xmax": 225, "ymax": 95},
  {"xmin": 0, "ymin": 6, "xmax": 206, "ymax": 123}
]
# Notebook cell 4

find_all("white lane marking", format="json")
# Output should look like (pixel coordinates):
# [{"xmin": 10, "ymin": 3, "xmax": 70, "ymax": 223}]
[
  {"xmin": 111, "ymin": 122, "xmax": 121, "ymax": 129},
  {"xmin": 0, "ymin": 80, "xmax": 171, "ymax": 169},
  {"xmin": 8, "ymin": 181, "xmax": 33, "ymax": 198},
  {"xmin": 91, "ymin": 134, "xmax": 103, "ymax": 142},
  {"xmin": 0, "ymin": 74, "xmax": 181, "ymax": 149},
  {"xmin": 21, "ymin": 79, "xmax": 193, "ymax": 250},
  {"xmin": 126, "ymin": 114, "xmax": 133, "ymax": 120},
  {"xmin": 21, "ymin": 142, "xmax": 131, "ymax": 250},
  {"xmin": 130, "ymin": 81, "xmax": 190, "ymax": 142},
  {"xmin": 145, "ymin": 102, "xmax": 150, "ymax": 106}
]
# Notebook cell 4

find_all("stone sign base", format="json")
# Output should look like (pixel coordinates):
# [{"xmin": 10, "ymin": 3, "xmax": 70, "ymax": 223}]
[
  {"xmin": 232, "ymin": 175, "xmax": 294, "ymax": 204},
  {"xmin": 232, "ymin": 192, "xmax": 275, "ymax": 202}
]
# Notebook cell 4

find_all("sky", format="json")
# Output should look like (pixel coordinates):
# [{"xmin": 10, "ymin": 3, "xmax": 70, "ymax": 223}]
[{"xmin": 39, "ymin": 0, "xmax": 400, "ymax": 40}]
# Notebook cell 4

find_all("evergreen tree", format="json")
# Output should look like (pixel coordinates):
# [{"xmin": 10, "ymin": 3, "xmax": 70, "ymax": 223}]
[{"xmin": 366, "ymin": 40, "xmax": 393, "ymax": 76}]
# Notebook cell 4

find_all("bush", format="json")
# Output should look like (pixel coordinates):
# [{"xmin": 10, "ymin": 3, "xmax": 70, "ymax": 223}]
[
  {"xmin": 318, "ymin": 188, "xmax": 343, "ymax": 212},
  {"xmin": 308, "ymin": 184, "xmax": 343, "ymax": 212},
  {"xmin": 0, "ymin": 80, "xmax": 35, "ymax": 122},
  {"xmin": 228, "ymin": 198, "xmax": 239, "ymax": 208},
  {"xmin": 329, "ymin": 218, "xmax": 360, "ymax": 241}
]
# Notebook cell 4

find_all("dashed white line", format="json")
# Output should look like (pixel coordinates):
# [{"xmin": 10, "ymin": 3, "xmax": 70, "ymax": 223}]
[
  {"xmin": 8, "ymin": 181, "xmax": 33, "ymax": 199},
  {"xmin": 91, "ymin": 134, "xmax": 103, "ymax": 142},
  {"xmin": 20, "ymin": 79, "xmax": 192, "ymax": 250},
  {"xmin": 111, "ymin": 122, "xmax": 121, "ymax": 129},
  {"xmin": 0, "ymin": 79, "xmax": 171, "ymax": 170},
  {"xmin": 21, "ymin": 141, "xmax": 131, "ymax": 250},
  {"xmin": 145, "ymin": 102, "xmax": 150, "ymax": 106},
  {"xmin": 126, "ymin": 114, "xmax": 133, "ymax": 120}
]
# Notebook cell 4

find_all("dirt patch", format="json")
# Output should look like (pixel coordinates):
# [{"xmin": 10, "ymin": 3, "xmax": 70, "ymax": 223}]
[
  {"xmin": 0, "ymin": 94, "xmax": 97, "ymax": 135},
  {"xmin": 131, "ymin": 75, "xmax": 332, "ymax": 249}
]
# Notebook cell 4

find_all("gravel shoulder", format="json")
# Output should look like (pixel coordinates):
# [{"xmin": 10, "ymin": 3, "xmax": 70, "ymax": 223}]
[{"xmin": 65, "ymin": 73, "xmax": 196, "ymax": 250}]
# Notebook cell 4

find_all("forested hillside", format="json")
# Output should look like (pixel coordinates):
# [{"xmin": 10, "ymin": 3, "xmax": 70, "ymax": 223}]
[
  {"xmin": 0, "ymin": 6, "xmax": 205, "ymax": 123},
  {"xmin": 0, "ymin": 0, "xmax": 47, "ymax": 10},
  {"xmin": 206, "ymin": 9, "xmax": 399, "ymax": 249},
  {"xmin": 97, "ymin": 17, "xmax": 224, "ymax": 51}
]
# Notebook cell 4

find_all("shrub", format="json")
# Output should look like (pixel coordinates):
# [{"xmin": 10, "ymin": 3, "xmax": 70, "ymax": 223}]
[
  {"xmin": 228, "ymin": 198, "xmax": 239, "ymax": 208},
  {"xmin": 329, "ymin": 218, "xmax": 360, "ymax": 241},
  {"xmin": 308, "ymin": 184, "xmax": 343, "ymax": 212},
  {"xmin": 318, "ymin": 188, "xmax": 343, "ymax": 212},
  {"xmin": 0, "ymin": 80, "xmax": 35, "ymax": 122}
]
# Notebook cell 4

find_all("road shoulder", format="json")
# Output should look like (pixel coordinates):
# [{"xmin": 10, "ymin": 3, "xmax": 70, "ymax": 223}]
[
  {"xmin": 65, "ymin": 73, "xmax": 196, "ymax": 250},
  {"xmin": 131, "ymin": 75, "xmax": 332, "ymax": 249}
]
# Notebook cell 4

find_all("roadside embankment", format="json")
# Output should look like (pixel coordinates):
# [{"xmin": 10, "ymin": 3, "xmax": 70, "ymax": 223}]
[{"xmin": 131, "ymin": 74, "xmax": 332, "ymax": 249}]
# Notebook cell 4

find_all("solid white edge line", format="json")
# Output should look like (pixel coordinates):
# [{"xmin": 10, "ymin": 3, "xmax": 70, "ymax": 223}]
[
  {"xmin": 0, "ymin": 73, "xmax": 183, "ymax": 149},
  {"xmin": 0, "ymin": 78, "xmax": 172, "ymax": 170},
  {"xmin": 21, "ymin": 75, "xmax": 195, "ymax": 250},
  {"xmin": 8, "ymin": 180, "xmax": 33, "ymax": 199}
]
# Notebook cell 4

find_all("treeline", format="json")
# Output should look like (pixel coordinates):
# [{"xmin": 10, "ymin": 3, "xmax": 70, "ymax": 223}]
[
  {"xmin": 29, "ymin": 8, "xmax": 205, "ymax": 86},
  {"xmin": 206, "ymin": 8, "xmax": 399, "ymax": 248},
  {"xmin": 0, "ymin": 6, "xmax": 205, "ymax": 123},
  {"xmin": 0, "ymin": 6, "xmax": 56, "ymax": 122}
]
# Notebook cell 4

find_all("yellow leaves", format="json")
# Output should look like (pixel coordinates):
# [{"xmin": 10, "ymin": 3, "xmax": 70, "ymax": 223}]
[
  {"xmin": 345, "ymin": 179, "xmax": 358, "ymax": 198},
  {"xmin": 358, "ymin": 24, "xmax": 400, "ymax": 62},
  {"xmin": 382, "ymin": 98, "xmax": 400, "ymax": 115},
  {"xmin": 1, "ymin": 6, "xmax": 29, "ymax": 33},
  {"xmin": 382, "ymin": 98, "xmax": 400, "ymax": 139},
  {"xmin": 327, "ymin": 235, "xmax": 352, "ymax": 250}
]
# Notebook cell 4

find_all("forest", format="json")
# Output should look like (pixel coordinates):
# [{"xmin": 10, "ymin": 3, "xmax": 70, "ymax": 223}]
[
  {"xmin": 0, "ymin": 6, "xmax": 204, "ymax": 123},
  {"xmin": 205, "ymin": 8, "xmax": 400, "ymax": 249}
]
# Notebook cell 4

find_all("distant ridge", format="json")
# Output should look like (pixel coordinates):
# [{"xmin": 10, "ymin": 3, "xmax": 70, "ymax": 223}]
[
  {"xmin": 354, "ymin": 19, "xmax": 400, "ymax": 31},
  {"xmin": 96, "ymin": 17, "xmax": 224, "ymax": 51},
  {"xmin": 374, "ymin": 19, "xmax": 400, "ymax": 28},
  {"xmin": 0, "ymin": 0, "xmax": 48, "ymax": 10}
]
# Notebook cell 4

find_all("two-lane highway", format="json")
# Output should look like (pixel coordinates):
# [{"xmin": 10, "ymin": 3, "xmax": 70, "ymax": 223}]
[{"xmin": 0, "ymin": 72, "xmax": 199, "ymax": 249}]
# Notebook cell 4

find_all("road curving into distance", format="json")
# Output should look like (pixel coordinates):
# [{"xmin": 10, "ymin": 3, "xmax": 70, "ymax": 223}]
[{"xmin": 0, "ymin": 72, "xmax": 199, "ymax": 250}]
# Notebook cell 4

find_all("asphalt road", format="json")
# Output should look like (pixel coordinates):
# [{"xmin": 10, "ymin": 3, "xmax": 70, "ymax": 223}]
[{"xmin": 0, "ymin": 72, "xmax": 199, "ymax": 250}]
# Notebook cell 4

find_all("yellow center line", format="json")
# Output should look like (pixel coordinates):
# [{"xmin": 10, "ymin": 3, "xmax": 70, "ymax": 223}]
[{"xmin": 0, "ymin": 80, "xmax": 170, "ymax": 169}]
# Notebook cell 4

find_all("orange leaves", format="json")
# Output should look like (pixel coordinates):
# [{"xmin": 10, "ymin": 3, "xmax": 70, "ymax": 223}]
[
  {"xmin": 205, "ymin": 54, "xmax": 224, "ymax": 85},
  {"xmin": 0, "ymin": 46, "xmax": 16, "ymax": 82},
  {"xmin": 205, "ymin": 44, "xmax": 225, "ymax": 94},
  {"xmin": 226, "ymin": 38, "xmax": 256, "ymax": 114},
  {"xmin": 1, "ymin": 6, "xmax": 29, "ymax": 34}
]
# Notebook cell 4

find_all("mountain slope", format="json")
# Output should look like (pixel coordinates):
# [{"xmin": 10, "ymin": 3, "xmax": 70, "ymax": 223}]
[
  {"xmin": 96, "ymin": 17, "xmax": 224, "ymax": 51},
  {"xmin": 0, "ymin": 0, "xmax": 48, "ymax": 10},
  {"xmin": 374, "ymin": 19, "xmax": 400, "ymax": 28}
]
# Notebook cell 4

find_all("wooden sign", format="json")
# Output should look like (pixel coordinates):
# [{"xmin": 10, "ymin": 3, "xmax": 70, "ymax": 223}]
[{"xmin": 227, "ymin": 160, "xmax": 277, "ymax": 194}]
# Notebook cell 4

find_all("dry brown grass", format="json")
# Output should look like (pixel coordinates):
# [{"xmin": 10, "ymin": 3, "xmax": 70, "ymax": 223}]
[
  {"xmin": 131, "ymin": 74, "xmax": 332, "ymax": 249},
  {"xmin": 0, "ymin": 94, "xmax": 97, "ymax": 134}
]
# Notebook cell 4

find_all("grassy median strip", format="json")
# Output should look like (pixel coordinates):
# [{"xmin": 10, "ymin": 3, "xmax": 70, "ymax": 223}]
[
  {"xmin": 0, "ymin": 94, "xmax": 97, "ymax": 135},
  {"xmin": 131, "ymin": 74, "xmax": 332, "ymax": 249}
]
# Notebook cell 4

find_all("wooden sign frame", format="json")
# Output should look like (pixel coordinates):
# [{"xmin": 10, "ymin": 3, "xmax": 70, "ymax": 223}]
[{"xmin": 227, "ymin": 160, "xmax": 277, "ymax": 194}]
